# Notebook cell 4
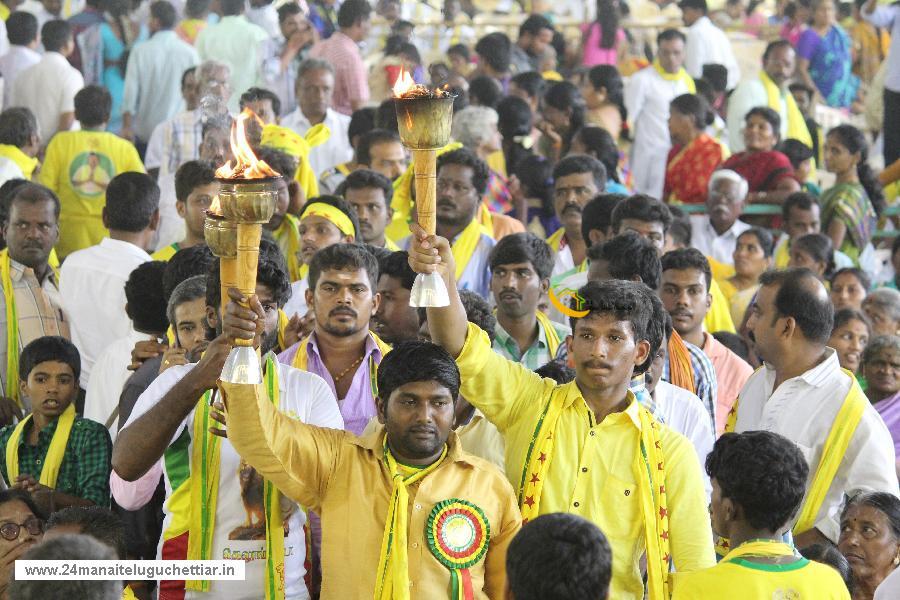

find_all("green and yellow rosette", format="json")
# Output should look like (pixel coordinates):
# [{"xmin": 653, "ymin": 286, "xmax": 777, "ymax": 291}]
[{"xmin": 425, "ymin": 499, "xmax": 490, "ymax": 600}]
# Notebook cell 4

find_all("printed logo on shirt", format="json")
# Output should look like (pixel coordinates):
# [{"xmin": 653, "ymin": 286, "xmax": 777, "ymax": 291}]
[
  {"xmin": 68, "ymin": 151, "xmax": 115, "ymax": 197},
  {"xmin": 550, "ymin": 287, "xmax": 589, "ymax": 319}
]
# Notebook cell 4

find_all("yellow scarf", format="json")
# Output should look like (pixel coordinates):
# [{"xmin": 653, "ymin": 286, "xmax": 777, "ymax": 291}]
[
  {"xmin": 121, "ymin": 585, "xmax": 138, "ymax": 600},
  {"xmin": 759, "ymin": 71, "xmax": 813, "ymax": 149},
  {"xmin": 185, "ymin": 355, "xmax": 286, "ymax": 600},
  {"xmin": 273, "ymin": 214, "xmax": 302, "ymax": 282},
  {"xmin": 724, "ymin": 369, "xmax": 866, "ymax": 536},
  {"xmin": 535, "ymin": 311, "xmax": 561, "ymax": 357},
  {"xmin": 478, "ymin": 203, "xmax": 494, "ymax": 239},
  {"xmin": 547, "ymin": 228, "xmax": 565, "ymax": 252},
  {"xmin": 452, "ymin": 219, "xmax": 491, "ymax": 281},
  {"xmin": 0, "ymin": 250, "xmax": 19, "ymax": 404},
  {"xmin": 293, "ymin": 331, "xmax": 392, "ymax": 374},
  {"xmin": 723, "ymin": 539, "xmax": 798, "ymax": 563},
  {"xmin": 0, "ymin": 4, "xmax": 9, "ymax": 19},
  {"xmin": 261, "ymin": 123, "xmax": 331, "ymax": 202},
  {"xmin": 652, "ymin": 59, "xmax": 696, "ymax": 93},
  {"xmin": 0, "ymin": 145, "xmax": 38, "ymax": 179},
  {"xmin": 374, "ymin": 438, "xmax": 448, "ymax": 600},
  {"xmin": 5, "ymin": 404, "xmax": 76, "ymax": 487},
  {"xmin": 775, "ymin": 238, "xmax": 791, "ymax": 269},
  {"xmin": 518, "ymin": 391, "xmax": 671, "ymax": 600}
]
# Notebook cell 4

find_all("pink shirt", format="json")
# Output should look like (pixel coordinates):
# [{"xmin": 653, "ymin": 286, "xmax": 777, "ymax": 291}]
[
  {"xmin": 581, "ymin": 23, "xmax": 625, "ymax": 67},
  {"xmin": 703, "ymin": 332, "xmax": 754, "ymax": 435},
  {"xmin": 309, "ymin": 31, "xmax": 370, "ymax": 116},
  {"xmin": 110, "ymin": 461, "xmax": 162, "ymax": 510}
]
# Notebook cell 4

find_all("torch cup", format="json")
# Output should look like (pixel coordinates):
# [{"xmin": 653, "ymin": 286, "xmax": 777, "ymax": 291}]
[
  {"xmin": 395, "ymin": 94, "xmax": 455, "ymax": 307},
  {"xmin": 217, "ymin": 178, "xmax": 278, "ymax": 384}
]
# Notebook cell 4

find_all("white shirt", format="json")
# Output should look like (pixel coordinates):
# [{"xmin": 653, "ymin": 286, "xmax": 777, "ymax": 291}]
[
  {"xmin": 684, "ymin": 16, "xmax": 741, "ymax": 90},
  {"xmin": 283, "ymin": 277, "xmax": 309, "ymax": 321},
  {"xmin": 726, "ymin": 77, "xmax": 789, "ymax": 153},
  {"xmin": 625, "ymin": 66, "xmax": 694, "ymax": 198},
  {"xmin": 196, "ymin": 15, "xmax": 269, "ymax": 113},
  {"xmin": 143, "ymin": 109, "xmax": 202, "ymax": 176},
  {"xmin": 0, "ymin": 158, "xmax": 23, "ymax": 188},
  {"xmin": 120, "ymin": 359, "xmax": 342, "ymax": 600},
  {"xmin": 17, "ymin": 0, "xmax": 57, "ymax": 31},
  {"xmin": 246, "ymin": 3, "xmax": 280, "ymax": 39},
  {"xmin": 734, "ymin": 349, "xmax": 899, "ymax": 542},
  {"xmin": 0, "ymin": 45, "xmax": 41, "ymax": 110},
  {"xmin": 689, "ymin": 215, "xmax": 751, "ymax": 266},
  {"xmin": 153, "ymin": 171, "xmax": 184, "ymax": 251},
  {"xmin": 875, "ymin": 564, "xmax": 900, "ymax": 599},
  {"xmin": 654, "ymin": 380, "xmax": 714, "ymax": 497},
  {"xmin": 60, "ymin": 238, "xmax": 152, "ymax": 388},
  {"xmin": 0, "ymin": 20, "xmax": 8, "ymax": 59},
  {"xmin": 122, "ymin": 30, "xmax": 199, "ymax": 142},
  {"xmin": 84, "ymin": 330, "xmax": 146, "ymax": 441},
  {"xmin": 281, "ymin": 107, "xmax": 352, "ymax": 177},
  {"xmin": 10, "ymin": 51, "xmax": 84, "ymax": 143}
]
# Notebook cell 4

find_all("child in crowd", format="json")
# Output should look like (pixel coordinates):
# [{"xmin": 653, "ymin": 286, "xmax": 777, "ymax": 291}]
[{"xmin": 780, "ymin": 139, "xmax": 821, "ymax": 196}]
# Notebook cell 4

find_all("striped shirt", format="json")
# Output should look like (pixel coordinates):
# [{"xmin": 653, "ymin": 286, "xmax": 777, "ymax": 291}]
[
  {"xmin": 309, "ymin": 31, "xmax": 369, "ymax": 116},
  {"xmin": 143, "ymin": 109, "xmax": 202, "ymax": 177},
  {"xmin": 663, "ymin": 339, "xmax": 718, "ymax": 433},
  {"xmin": 493, "ymin": 318, "xmax": 571, "ymax": 371}
]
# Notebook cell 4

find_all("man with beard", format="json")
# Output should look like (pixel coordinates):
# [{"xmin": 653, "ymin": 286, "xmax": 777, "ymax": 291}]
[
  {"xmin": 280, "ymin": 242, "xmax": 389, "ymax": 435},
  {"xmin": 338, "ymin": 168, "xmax": 399, "ymax": 250},
  {"xmin": 372, "ymin": 250, "xmax": 419, "ymax": 344},
  {"xmin": 688, "ymin": 170, "xmax": 750, "ymax": 268},
  {"xmin": 547, "ymin": 155, "xmax": 607, "ymax": 279},
  {"xmin": 491, "ymin": 233, "xmax": 570, "ymax": 370},
  {"xmin": 112, "ymin": 240, "xmax": 343, "ymax": 600}
]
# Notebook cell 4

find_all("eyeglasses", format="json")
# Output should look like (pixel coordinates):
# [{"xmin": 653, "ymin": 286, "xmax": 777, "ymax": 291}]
[{"xmin": 0, "ymin": 516, "xmax": 42, "ymax": 541}]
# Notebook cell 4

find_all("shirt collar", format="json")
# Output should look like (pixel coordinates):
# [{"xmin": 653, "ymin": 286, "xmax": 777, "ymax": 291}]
[
  {"xmin": 494, "ymin": 319, "xmax": 547, "ymax": 353},
  {"xmin": 306, "ymin": 329, "xmax": 383, "ymax": 363},
  {"xmin": 7, "ymin": 255, "xmax": 57, "ymax": 287},
  {"xmin": 704, "ymin": 218, "xmax": 745, "ymax": 240},
  {"xmin": 764, "ymin": 347, "xmax": 840, "ymax": 388},
  {"xmin": 19, "ymin": 414, "xmax": 60, "ymax": 445},
  {"xmin": 351, "ymin": 423, "xmax": 472, "ymax": 466},
  {"xmin": 99, "ymin": 237, "xmax": 153, "ymax": 260},
  {"xmin": 561, "ymin": 381, "xmax": 643, "ymax": 429}
]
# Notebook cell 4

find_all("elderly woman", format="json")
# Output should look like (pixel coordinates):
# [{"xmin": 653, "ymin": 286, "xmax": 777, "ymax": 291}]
[
  {"xmin": 838, "ymin": 492, "xmax": 900, "ymax": 600},
  {"xmin": 829, "ymin": 308, "xmax": 871, "ymax": 375},
  {"xmin": 664, "ymin": 94, "xmax": 726, "ymax": 204},
  {"xmin": 862, "ymin": 335, "xmax": 900, "ymax": 453},
  {"xmin": 796, "ymin": 0, "xmax": 859, "ymax": 108},
  {"xmin": 863, "ymin": 289, "xmax": 900, "ymax": 337},
  {"xmin": 0, "ymin": 490, "xmax": 43, "ymax": 599},
  {"xmin": 721, "ymin": 107, "xmax": 801, "ymax": 204}
]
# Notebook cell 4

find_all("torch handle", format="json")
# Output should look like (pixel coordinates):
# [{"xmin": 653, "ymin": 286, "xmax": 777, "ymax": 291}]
[
  {"xmin": 220, "ymin": 257, "xmax": 238, "ymax": 318},
  {"xmin": 234, "ymin": 222, "xmax": 262, "ymax": 347},
  {"xmin": 412, "ymin": 149, "xmax": 437, "ymax": 235}
]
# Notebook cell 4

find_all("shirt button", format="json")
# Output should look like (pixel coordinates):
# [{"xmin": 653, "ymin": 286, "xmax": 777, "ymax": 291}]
[
  {"xmin": 581, "ymin": 467, "xmax": 588, "ymax": 473},
  {"xmin": 414, "ymin": 504, "xmax": 422, "ymax": 510},
  {"xmin": 35, "ymin": 459, "xmax": 41, "ymax": 465},
  {"xmin": 573, "ymin": 501, "xmax": 580, "ymax": 508},
  {"xmin": 589, "ymin": 431, "xmax": 596, "ymax": 437},
  {"xmin": 412, "ymin": 542, "xmax": 419, "ymax": 549}
]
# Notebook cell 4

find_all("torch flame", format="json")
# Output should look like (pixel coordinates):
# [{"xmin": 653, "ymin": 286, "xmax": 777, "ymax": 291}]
[
  {"xmin": 208, "ymin": 194, "xmax": 222, "ymax": 216},
  {"xmin": 214, "ymin": 108, "xmax": 281, "ymax": 179},
  {"xmin": 392, "ymin": 67, "xmax": 417, "ymax": 97}
]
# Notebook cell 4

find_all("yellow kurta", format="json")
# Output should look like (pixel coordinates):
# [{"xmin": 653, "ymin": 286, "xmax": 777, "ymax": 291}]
[
  {"xmin": 223, "ymin": 380, "xmax": 521, "ymax": 600},
  {"xmin": 39, "ymin": 130, "xmax": 145, "ymax": 259},
  {"xmin": 454, "ymin": 323, "xmax": 715, "ymax": 600}
]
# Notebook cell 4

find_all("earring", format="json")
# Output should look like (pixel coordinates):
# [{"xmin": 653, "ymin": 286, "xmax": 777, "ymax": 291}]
[{"xmin": 894, "ymin": 556, "xmax": 899, "ymax": 566}]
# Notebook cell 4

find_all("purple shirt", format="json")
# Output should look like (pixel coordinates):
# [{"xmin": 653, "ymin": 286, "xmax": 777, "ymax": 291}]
[
  {"xmin": 874, "ymin": 391, "xmax": 900, "ymax": 457},
  {"xmin": 278, "ymin": 331, "xmax": 384, "ymax": 435}
]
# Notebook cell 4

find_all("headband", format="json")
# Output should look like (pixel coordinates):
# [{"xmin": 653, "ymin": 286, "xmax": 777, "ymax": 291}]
[{"xmin": 300, "ymin": 202, "xmax": 355, "ymax": 237}]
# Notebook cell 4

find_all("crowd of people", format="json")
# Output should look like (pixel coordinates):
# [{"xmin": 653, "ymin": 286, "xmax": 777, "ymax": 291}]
[{"xmin": 0, "ymin": 0, "xmax": 896, "ymax": 597}]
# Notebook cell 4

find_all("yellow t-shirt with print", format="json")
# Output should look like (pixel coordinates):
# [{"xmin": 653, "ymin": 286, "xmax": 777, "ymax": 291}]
[{"xmin": 39, "ymin": 130, "xmax": 144, "ymax": 259}]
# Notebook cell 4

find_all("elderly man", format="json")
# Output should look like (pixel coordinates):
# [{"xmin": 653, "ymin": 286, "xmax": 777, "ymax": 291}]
[{"xmin": 689, "ymin": 170, "xmax": 751, "ymax": 267}]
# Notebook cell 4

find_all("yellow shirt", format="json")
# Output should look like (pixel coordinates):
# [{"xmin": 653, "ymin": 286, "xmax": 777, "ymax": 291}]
[
  {"xmin": 39, "ymin": 130, "xmax": 145, "ymax": 259},
  {"xmin": 224, "ymin": 380, "xmax": 522, "ymax": 600},
  {"xmin": 455, "ymin": 322, "xmax": 715, "ymax": 600},
  {"xmin": 671, "ymin": 555, "xmax": 851, "ymax": 599},
  {"xmin": 705, "ymin": 278, "xmax": 736, "ymax": 334}
]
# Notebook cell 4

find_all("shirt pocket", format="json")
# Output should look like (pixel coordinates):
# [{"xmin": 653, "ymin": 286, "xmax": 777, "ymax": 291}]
[{"xmin": 596, "ymin": 473, "xmax": 640, "ymax": 541}]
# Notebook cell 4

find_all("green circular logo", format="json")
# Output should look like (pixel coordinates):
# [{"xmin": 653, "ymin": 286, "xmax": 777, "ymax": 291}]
[{"xmin": 68, "ymin": 152, "xmax": 115, "ymax": 198}]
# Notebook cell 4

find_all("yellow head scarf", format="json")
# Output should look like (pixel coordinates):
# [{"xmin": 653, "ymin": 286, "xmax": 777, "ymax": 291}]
[{"xmin": 261, "ymin": 124, "xmax": 331, "ymax": 202}]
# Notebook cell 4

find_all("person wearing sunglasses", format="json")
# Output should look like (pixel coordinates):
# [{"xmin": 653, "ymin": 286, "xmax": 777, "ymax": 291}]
[{"xmin": 0, "ymin": 489, "xmax": 43, "ymax": 599}]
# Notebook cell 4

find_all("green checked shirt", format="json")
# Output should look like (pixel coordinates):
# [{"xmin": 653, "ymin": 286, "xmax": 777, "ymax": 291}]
[
  {"xmin": 492, "ymin": 318, "xmax": 572, "ymax": 371},
  {"xmin": 0, "ymin": 416, "xmax": 112, "ymax": 506}
]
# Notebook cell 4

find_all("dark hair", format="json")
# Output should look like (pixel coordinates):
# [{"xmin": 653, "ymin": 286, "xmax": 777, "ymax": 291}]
[
  {"xmin": 174, "ymin": 160, "xmax": 216, "ymax": 204},
  {"xmin": 832, "ymin": 307, "xmax": 871, "ymax": 338},
  {"xmin": 657, "ymin": 27, "xmax": 686, "ymax": 45},
  {"xmin": 670, "ymin": 93, "xmax": 714, "ymax": 130},
  {"xmin": 782, "ymin": 191, "xmax": 819, "ymax": 220},
  {"xmin": 510, "ymin": 71, "xmax": 546, "ymax": 101},
  {"xmin": 364, "ymin": 243, "xmax": 393, "ymax": 265},
  {"xmin": 592, "ymin": 0, "xmax": 620, "ymax": 49},
  {"xmin": 184, "ymin": 0, "xmax": 210, "ymax": 18},
  {"xmin": 6, "ymin": 11, "xmax": 38, "ymax": 45},
  {"xmin": 506, "ymin": 513, "xmax": 612, "ymax": 600},
  {"xmin": 759, "ymin": 268, "xmax": 835, "ymax": 343},
  {"xmin": 468, "ymin": 75, "xmax": 503, "ymax": 109},
  {"xmin": 544, "ymin": 81, "xmax": 585, "ymax": 151},
  {"xmin": 356, "ymin": 129, "xmax": 401, "ymax": 167},
  {"xmin": 497, "ymin": 95, "xmax": 533, "ymax": 173},
  {"xmin": 377, "ymin": 340, "xmax": 460, "ymax": 404},
  {"xmin": 841, "ymin": 492, "xmax": 900, "ymax": 541},
  {"xmin": 375, "ymin": 99, "xmax": 399, "ymax": 133},
  {"xmin": 459, "ymin": 289, "xmax": 496, "ymax": 342},
  {"xmin": 737, "ymin": 227, "xmax": 775, "ymax": 258},
  {"xmin": 581, "ymin": 193, "xmax": 625, "ymax": 244},
  {"xmin": 277, "ymin": 1, "xmax": 301, "ymax": 21},
  {"xmin": 706, "ymin": 431, "xmax": 809, "ymax": 533},
  {"xmin": 19, "ymin": 335, "xmax": 80, "ymax": 382},
  {"xmin": 661, "ymin": 247, "xmax": 712, "ymax": 291},
  {"xmin": 150, "ymin": 0, "xmax": 177, "ymax": 28},
  {"xmin": 0, "ymin": 106, "xmax": 40, "ymax": 148},
  {"xmin": 47, "ymin": 506, "xmax": 127, "ymax": 559},
  {"xmin": 586, "ymin": 65, "xmax": 627, "ymax": 124},
  {"xmin": 337, "ymin": 0, "xmax": 370, "ymax": 27},
  {"xmin": 588, "ymin": 231, "xmax": 662, "ymax": 290},
  {"xmin": 163, "ymin": 244, "xmax": 215, "ymax": 300},
  {"xmin": 667, "ymin": 205, "xmax": 691, "ymax": 248},
  {"xmin": 763, "ymin": 39, "xmax": 794, "ymax": 62},
  {"xmin": 308, "ymin": 242, "xmax": 378, "ymax": 292},
  {"xmin": 534, "ymin": 359, "xmax": 576, "ymax": 384},
  {"xmin": 2, "ymin": 183, "xmax": 60, "ymax": 223},
  {"xmin": 788, "ymin": 81, "xmax": 815, "ymax": 100},
  {"xmin": 519, "ymin": 13, "xmax": 553, "ymax": 37},
  {"xmin": 745, "ymin": 106, "xmax": 781, "ymax": 142},
  {"xmin": 778, "ymin": 139, "xmax": 815, "ymax": 169},
  {"xmin": 239, "ymin": 87, "xmax": 281, "ymax": 121},
  {"xmin": 348, "ymin": 107, "xmax": 377, "ymax": 146},
  {"xmin": 552, "ymin": 154, "xmax": 606, "ymax": 192},
  {"xmin": 104, "ymin": 172, "xmax": 159, "ymax": 232},
  {"xmin": 701, "ymin": 64, "xmax": 728, "ymax": 93},
  {"xmin": 793, "ymin": 233, "xmax": 835, "ymax": 279},
  {"xmin": 125, "ymin": 261, "xmax": 169, "ymax": 334},
  {"xmin": 336, "ymin": 169, "xmax": 393, "ymax": 208},
  {"xmin": 219, "ymin": 0, "xmax": 244, "ymax": 15},
  {"xmin": 378, "ymin": 250, "xmax": 415, "ymax": 290},
  {"xmin": 830, "ymin": 267, "xmax": 872, "ymax": 294},
  {"xmin": 300, "ymin": 195, "xmax": 361, "ymax": 240},
  {"xmin": 799, "ymin": 543, "xmax": 853, "ymax": 591},
  {"xmin": 437, "ymin": 147, "xmax": 490, "ymax": 196},
  {"xmin": 257, "ymin": 146, "xmax": 298, "ymax": 180},
  {"xmin": 489, "ymin": 232, "xmax": 553, "ymax": 280},
  {"xmin": 74, "ymin": 85, "xmax": 112, "ymax": 127},
  {"xmin": 206, "ymin": 239, "xmax": 290, "ymax": 310},
  {"xmin": 41, "ymin": 20, "xmax": 71, "ymax": 53},
  {"xmin": 7, "ymin": 535, "xmax": 119, "ymax": 599},
  {"xmin": 0, "ymin": 489, "xmax": 43, "ymax": 519},
  {"xmin": 611, "ymin": 194, "xmax": 673, "ymax": 233},
  {"xmin": 827, "ymin": 124, "xmax": 885, "ymax": 216},
  {"xmin": 892, "ymin": 235, "xmax": 900, "ymax": 260},
  {"xmin": 513, "ymin": 154, "xmax": 554, "ymax": 219},
  {"xmin": 572, "ymin": 127, "xmax": 620, "ymax": 183},
  {"xmin": 474, "ymin": 32, "xmax": 512, "ymax": 74},
  {"xmin": 181, "ymin": 65, "xmax": 197, "ymax": 89},
  {"xmin": 712, "ymin": 331, "xmax": 750, "ymax": 362},
  {"xmin": 447, "ymin": 43, "xmax": 470, "ymax": 60}
]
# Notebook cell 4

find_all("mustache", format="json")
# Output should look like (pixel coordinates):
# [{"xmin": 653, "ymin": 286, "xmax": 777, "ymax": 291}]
[
  {"xmin": 499, "ymin": 290, "xmax": 521, "ymax": 300},
  {"xmin": 670, "ymin": 309, "xmax": 693, "ymax": 319},
  {"xmin": 329, "ymin": 306, "xmax": 358, "ymax": 318},
  {"xmin": 583, "ymin": 360, "xmax": 613, "ymax": 370},
  {"xmin": 562, "ymin": 203, "xmax": 582, "ymax": 215}
]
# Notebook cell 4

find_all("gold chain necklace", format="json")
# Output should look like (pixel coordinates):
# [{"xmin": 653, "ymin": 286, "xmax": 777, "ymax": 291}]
[{"xmin": 333, "ymin": 354, "xmax": 365, "ymax": 383}]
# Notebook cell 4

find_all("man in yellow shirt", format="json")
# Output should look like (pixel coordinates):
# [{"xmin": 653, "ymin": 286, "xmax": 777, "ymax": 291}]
[
  {"xmin": 408, "ymin": 224, "xmax": 714, "ymax": 600},
  {"xmin": 671, "ymin": 430, "xmax": 850, "ymax": 599},
  {"xmin": 220, "ymin": 315, "xmax": 522, "ymax": 599},
  {"xmin": 39, "ymin": 85, "xmax": 144, "ymax": 259}
]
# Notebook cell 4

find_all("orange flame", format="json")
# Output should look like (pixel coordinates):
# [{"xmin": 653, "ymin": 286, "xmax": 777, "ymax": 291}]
[
  {"xmin": 214, "ymin": 108, "xmax": 280, "ymax": 179},
  {"xmin": 208, "ymin": 194, "xmax": 222, "ymax": 216},
  {"xmin": 392, "ymin": 67, "xmax": 417, "ymax": 97}
]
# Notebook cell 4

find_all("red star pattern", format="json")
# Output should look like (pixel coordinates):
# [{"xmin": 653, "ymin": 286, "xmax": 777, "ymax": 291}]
[
  {"xmin": 657, "ymin": 461, "xmax": 664, "ymax": 471},
  {"xmin": 530, "ymin": 473, "xmax": 540, "ymax": 484},
  {"xmin": 660, "ymin": 485, "xmax": 666, "ymax": 495},
  {"xmin": 660, "ymin": 530, "xmax": 669, "ymax": 540},
  {"xmin": 538, "ymin": 452, "xmax": 547, "ymax": 464},
  {"xmin": 721, "ymin": 540, "xmax": 730, "ymax": 549},
  {"xmin": 546, "ymin": 432, "xmax": 553, "ymax": 440},
  {"xmin": 659, "ymin": 507, "xmax": 668, "ymax": 519},
  {"xmin": 654, "ymin": 440, "xmax": 661, "ymax": 449},
  {"xmin": 662, "ymin": 553, "xmax": 670, "ymax": 562},
  {"xmin": 524, "ymin": 496, "xmax": 535, "ymax": 507}
]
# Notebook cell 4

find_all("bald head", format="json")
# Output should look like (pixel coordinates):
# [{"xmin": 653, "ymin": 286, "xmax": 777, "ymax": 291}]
[{"xmin": 759, "ymin": 268, "xmax": 833, "ymax": 344}]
